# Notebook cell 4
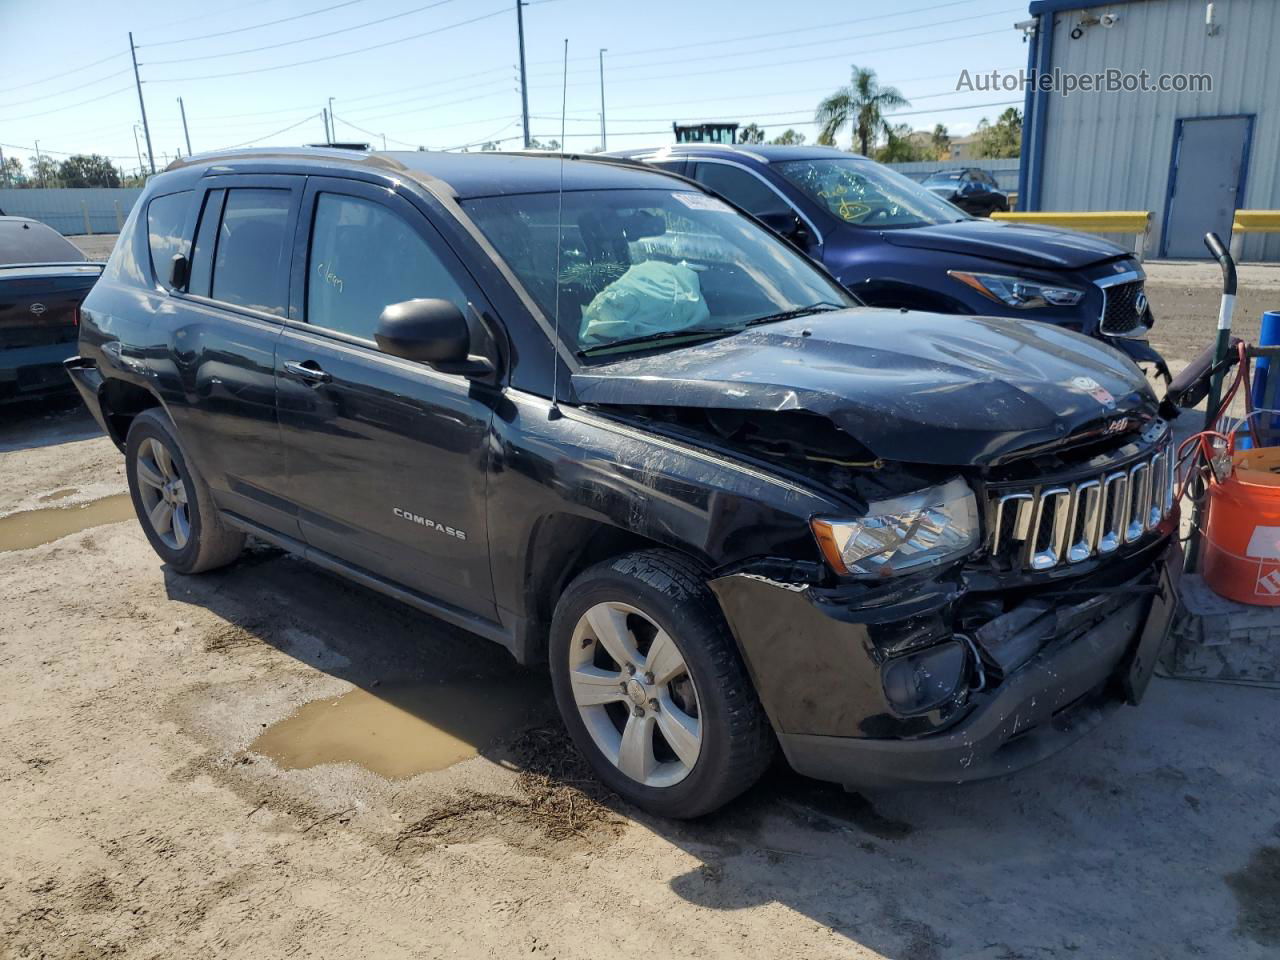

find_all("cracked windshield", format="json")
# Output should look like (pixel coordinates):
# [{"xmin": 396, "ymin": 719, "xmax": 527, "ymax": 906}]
[
  {"xmin": 777, "ymin": 157, "xmax": 966, "ymax": 228},
  {"xmin": 464, "ymin": 188, "xmax": 850, "ymax": 357}
]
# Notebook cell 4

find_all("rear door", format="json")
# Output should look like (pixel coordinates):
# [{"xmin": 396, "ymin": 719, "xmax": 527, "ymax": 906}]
[
  {"xmin": 161, "ymin": 176, "xmax": 304, "ymax": 536},
  {"xmin": 274, "ymin": 177, "xmax": 497, "ymax": 619}
]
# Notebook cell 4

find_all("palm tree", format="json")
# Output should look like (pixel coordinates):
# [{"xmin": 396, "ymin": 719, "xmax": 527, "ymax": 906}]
[{"xmin": 815, "ymin": 66, "xmax": 910, "ymax": 155}]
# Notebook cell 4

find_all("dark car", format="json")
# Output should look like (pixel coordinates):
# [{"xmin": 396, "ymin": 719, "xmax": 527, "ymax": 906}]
[
  {"xmin": 921, "ymin": 167, "xmax": 1010, "ymax": 217},
  {"xmin": 67, "ymin": 147, "xmax": 1180, "ymax": 818},
  {"xmin": 0, "ymin": 217, "xmax": 103, "ymax": 402},
  {"xmin": 608, "ymin": 144, "xmax": 1164, "ymax": 376}
]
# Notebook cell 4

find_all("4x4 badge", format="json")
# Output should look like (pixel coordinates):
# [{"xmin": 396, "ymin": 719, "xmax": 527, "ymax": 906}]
[{"xmin": 1069, "ymin": 375, "xmax": 1116, "ymax": 409}]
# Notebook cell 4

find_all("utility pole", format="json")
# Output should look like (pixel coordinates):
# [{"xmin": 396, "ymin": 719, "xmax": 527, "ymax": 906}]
[
  {"xmin": 381, "ymin": 133, "xmax": 387, "ymax": 151},
  {"xmin": 35, "ymin": 140, "xmax": 45, "ymax": 187},
  {"xmin": 0, "ymin": 144, "xmax": 8, "ymax": 188},
  {"xmin": 177, "ymin": 97, "xmax": 192, "ymax": 156},
  {"xmin": 328, "ymin": 97, "xmax": 335, "ymax": 140},
  {"xmin": 598, "ymin": 48, "xmax": 608, "ymax": 152},
  {"xmin": 515, "ymin": 0, "xmax": 531, "ymax": 148},
  {"xmin": 129, "ymin": 32, "xmax": 156, "ymax": 174},
  {"xmin": 132, "ymin": 125, "xmax": 144, "ymax": 175},
  {"xmin": 321, "ymin": 109, "xmax": 331, "ymax": 143}
]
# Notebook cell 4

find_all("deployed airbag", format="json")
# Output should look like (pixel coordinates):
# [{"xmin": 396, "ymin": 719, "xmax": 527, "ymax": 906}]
[{"xmin": 579, "ymin": 260, "xmax": 710, "ymax": 346}]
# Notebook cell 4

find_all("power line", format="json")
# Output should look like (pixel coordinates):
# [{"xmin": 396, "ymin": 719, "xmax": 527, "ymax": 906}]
[
  {"xmin": 0, "ymin": 51, "xmax": 127, "ymax": 96},
  {"xmin": 0, "ymin": 67, "xmax": 133, "ymax": 109},
  {"xmin": 0, "ymin": 85, "xmax": 134, "ymax": 124},
  {"xmin": 210, "ymin": 113, "xmax": 325, "ymax": 151},
  {"xmin": 529, "ymin": 0, "xmax": 1004, "ymax": 66},
  {"xmin": 535, "ymin": 27, "xmax": 1013, "ymax": 91},
  {"xmin": 345, "ymin": 90, "xmax": 513, "ymax": 125},
  {"xmin": 141, "ymin": 0, "xmax": 464, "ymax": 65},
  {"xmin": 145, "ymin": 6, "xmax": 511, "ymax": 82},
  {"xmin": 0, "ymin": 140, "xmax": 136, "ymax": 160},
  {"xmin": 533, "ymin": 7, "xmax": 1022, "ymax": 79},
  {"xmin": 341, "ymin": 77, "xmax": 513, "ymax": 120},
  {"xmin": 139, "ymin": 0, "xmax": 373, "ymax": 48}
]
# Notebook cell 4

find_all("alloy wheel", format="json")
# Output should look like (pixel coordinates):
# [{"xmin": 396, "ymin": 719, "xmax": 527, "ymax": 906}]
[
  {"xmin": 134, "ymin": 437, "xmax": 191, "ymax": 551},
  {"xmin": 568, "ymin": 601, "xmax": 702, "ymax": 788}
]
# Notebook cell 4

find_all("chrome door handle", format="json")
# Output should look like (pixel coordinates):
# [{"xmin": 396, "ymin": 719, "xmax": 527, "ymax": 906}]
[{"xmin": 282, "ymin": 360, "xmax": 332, "ymax": 384}]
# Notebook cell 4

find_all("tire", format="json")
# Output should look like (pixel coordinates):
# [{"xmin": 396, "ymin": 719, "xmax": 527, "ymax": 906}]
[
  {"xmin": 125, "ymin": 408, "xmax": 244, "ymax": 574},
  {"xmin": 549, "ymin": 549, "xmax": 774, "ymax": 818}
]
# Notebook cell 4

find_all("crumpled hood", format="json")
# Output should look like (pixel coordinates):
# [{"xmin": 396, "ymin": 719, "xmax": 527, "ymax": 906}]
[
  {"xmin": 571, "ymin": 308, "xmax": 1157, "ymax": 466},
  {"xmin": 876, "ymin": 218, "xmax": 1129, "ymax": 270}
]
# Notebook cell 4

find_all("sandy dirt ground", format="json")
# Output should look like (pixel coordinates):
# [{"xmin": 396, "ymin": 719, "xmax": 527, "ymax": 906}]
[{"xmin": 0, "ymin": 246, "xmax": 1277, "ymax": 959}]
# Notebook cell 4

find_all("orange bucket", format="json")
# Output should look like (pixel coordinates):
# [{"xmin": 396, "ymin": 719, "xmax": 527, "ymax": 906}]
[{"xmin": 1202, "ymin": 445, "xmax": 1280, "ymax": 605}]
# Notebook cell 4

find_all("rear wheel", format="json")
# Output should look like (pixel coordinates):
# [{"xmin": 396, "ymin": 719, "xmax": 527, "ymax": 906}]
[
  {"xmin": 125, "ymin": 409, "xmax": 244, "ymax": 574},
  {"xmin": 549, "ymin": 550, "xmax": 774, "ymax": 818}
]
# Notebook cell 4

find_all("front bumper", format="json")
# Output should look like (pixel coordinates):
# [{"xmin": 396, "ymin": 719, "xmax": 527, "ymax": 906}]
[{"xmin": 711, "ymin": 538, "xmax": 1180, "ymax": 789}]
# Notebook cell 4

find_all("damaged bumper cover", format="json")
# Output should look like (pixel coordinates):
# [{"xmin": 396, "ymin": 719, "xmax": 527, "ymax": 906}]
[{"xmin": 710, "ymin": 537, "xmax": 1181, "ymax": 788}]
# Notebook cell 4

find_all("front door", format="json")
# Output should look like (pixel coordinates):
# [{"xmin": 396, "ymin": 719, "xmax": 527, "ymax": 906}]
[
  {"xmin": 1162, "ymin": 116, "xmax": 1253, "ymax": 259},
  {"xmin": 274, "ymin": 177, "xmax": 497, "ymax": 620}
]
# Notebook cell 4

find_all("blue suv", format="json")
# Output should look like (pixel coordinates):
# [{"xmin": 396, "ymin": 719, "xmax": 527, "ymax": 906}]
[{"xmin": 610, "ymin": 144, "xmax": 1165, "ymax": 375}]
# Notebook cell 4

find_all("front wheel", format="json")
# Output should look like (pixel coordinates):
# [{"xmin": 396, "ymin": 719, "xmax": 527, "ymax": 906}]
[{"xmin": 549, "ymin": 550, "xmax": 774, "ymax": 818}]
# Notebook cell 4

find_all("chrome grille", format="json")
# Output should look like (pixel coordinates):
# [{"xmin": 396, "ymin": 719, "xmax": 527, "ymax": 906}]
[
  {"xmin": 1098, "ymin": 276, "xmax": 1149, "ymax": 337},
  {"xmin": 986, "ymin": 438, "xmax": 1175, "ymax": 571}
]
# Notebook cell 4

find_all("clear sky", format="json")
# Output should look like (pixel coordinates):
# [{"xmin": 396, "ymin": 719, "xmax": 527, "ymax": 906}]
[{"xmin": 0, "ymin": 0, "xmax": 1029, "ymax": 175}]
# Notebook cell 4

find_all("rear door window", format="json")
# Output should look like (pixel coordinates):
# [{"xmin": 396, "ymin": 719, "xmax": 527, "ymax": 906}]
[
  {"xmin": 210, "ymin": 189, "xmax": 292, "ymax": 317},
  {"xmin": 146, "ymin": 191, "xmax": 191, "ymax": 286},
  {"xmin": 305, "ymin": 192, "xmax": 467, "ymax": 341},
  {"xmin": 690, "ymin": 163, "xmax": 790, "ymax": 219}
]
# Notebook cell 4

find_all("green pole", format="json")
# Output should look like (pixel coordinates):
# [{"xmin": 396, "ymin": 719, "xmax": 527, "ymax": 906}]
[{"xmin": 1186, "ymin": 232, "xmax": 1237, "ymax": 572}]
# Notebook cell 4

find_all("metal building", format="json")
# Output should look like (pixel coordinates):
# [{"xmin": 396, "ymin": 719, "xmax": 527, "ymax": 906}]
[{"xmin": 1019, "ymin": 0, "xmax": 1280, "ymax": 260}]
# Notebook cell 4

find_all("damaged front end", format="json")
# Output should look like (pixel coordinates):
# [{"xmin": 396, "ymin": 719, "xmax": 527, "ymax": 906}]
[{"xmin": 663, "ymin": 408, "xmax": 1182, "ymax": 789}]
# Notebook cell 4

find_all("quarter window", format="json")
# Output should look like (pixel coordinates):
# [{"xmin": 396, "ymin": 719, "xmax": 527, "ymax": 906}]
[
  {"xmin": 305, "ymin": 193, "xmax": 467, "ymax": 341},
  {"xmin": 210, "ymin": 189, "xmax": 292, "ymax": 317},
  {"xmin": 146, "ymin": 191, "xmax": 191, "ymax": 286},
  {"xmin": 691, "ymin": 163, "xmax": 790, "ymax": 219}
]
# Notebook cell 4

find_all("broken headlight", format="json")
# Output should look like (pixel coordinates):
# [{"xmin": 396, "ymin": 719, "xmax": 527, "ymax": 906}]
[
  {"xmin": 811, "ymin": 477, "xmax": 979, "ymax": 577},
  {"xmin": 948, "ymin": 270, "xmax": 1084, "ymax": 308}
]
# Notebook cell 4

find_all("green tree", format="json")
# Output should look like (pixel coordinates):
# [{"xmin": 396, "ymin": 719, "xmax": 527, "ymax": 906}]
[
  {"xmin": 30, "ymin": 156, "xmax": 60, "ymax": 187},
  {"xmin": 973, "ymin": 108, "xmax": 1022, "ymax": 159},
  {"xmin": 737, "ymin": 122, "xmax": 765, "ymax": 144},
  {"xmin": 815, "ymin": 66, "xmax": 909, "ymax": 155},
  {"xmin": 0, "ymin": 156, "xmax": 26, "ymax": 187},
  {"xmin": 770, "ymin": 128, "xmax": 806, "ymax": 146},
  {"xmin": 528, "ymin": 138, "xmax": 561, "ymax": 151},
  {"xmin": 56, "ymin": 154, "xmax": 121, "ymax": 188},
  {"xmin": 930, "ymin": 124, "xmax": 951, "ymax": 161},
  {"xmin": 875, "ymin": 124, "xmax": 922, "ymax": 163}
]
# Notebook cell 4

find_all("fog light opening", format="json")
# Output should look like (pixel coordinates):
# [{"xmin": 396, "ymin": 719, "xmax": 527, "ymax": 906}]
[{"xmin": 882, "ymin": 640, "xmax": 970, "ymax": 715}]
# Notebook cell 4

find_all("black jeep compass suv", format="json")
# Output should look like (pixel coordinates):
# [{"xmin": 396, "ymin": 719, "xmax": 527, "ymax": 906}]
[{"xmin": 66, "ymin": 148, "xmax": 1180, "ymax": 818}]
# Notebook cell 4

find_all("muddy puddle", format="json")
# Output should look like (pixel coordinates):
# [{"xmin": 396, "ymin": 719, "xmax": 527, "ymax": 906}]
[
  {"xmin": 251, "ymin": 677, "xmax": 549, "ymax": 779},
  {"xmin": 0, "ymin": 493, "xmax": 135, "ymax": 552}
]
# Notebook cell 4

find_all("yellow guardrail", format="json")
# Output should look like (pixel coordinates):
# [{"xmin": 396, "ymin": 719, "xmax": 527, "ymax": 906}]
[
  {"xmin": 1232, "ymin": 210, "xmax": 1280, "ymax": 233},
  {"xmin": 990, "ymin": 210, "xmax": 1152, "ymax": 259},
  {"xmin": 1228, "ymin": 211, "xmax": 1280, "ymax": 260},
  {"xmin": 990, "ymin": 211, "xmax": 1152, "ymax": 232}
]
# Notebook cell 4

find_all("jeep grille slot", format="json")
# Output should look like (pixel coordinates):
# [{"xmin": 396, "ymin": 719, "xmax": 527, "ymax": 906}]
[{"xmin": 986, "ymin": 437, "xmax": 1174, "ymax": 571}]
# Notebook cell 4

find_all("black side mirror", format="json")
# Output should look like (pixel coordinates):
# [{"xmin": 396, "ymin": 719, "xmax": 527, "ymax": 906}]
[
  {"xmin": 374, "ymin": 298, "xmax": 494, "ymax": 377},
  {"xmin": 169, "ymin": 253, "xmax": 189, "ymax": 290}
]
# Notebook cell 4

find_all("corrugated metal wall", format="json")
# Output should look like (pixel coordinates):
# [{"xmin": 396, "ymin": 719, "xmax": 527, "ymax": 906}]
[
  {"xmin": 1039, "ymin": 0, "xmax": 1280, "ymax": 260},
  {"xmin": 0, "ymin": 188, "xmax": 142, "ymax": 236},
  {"xmin": 887, "ymin": 158, "xmax": 1021, "ymax": 190}
]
